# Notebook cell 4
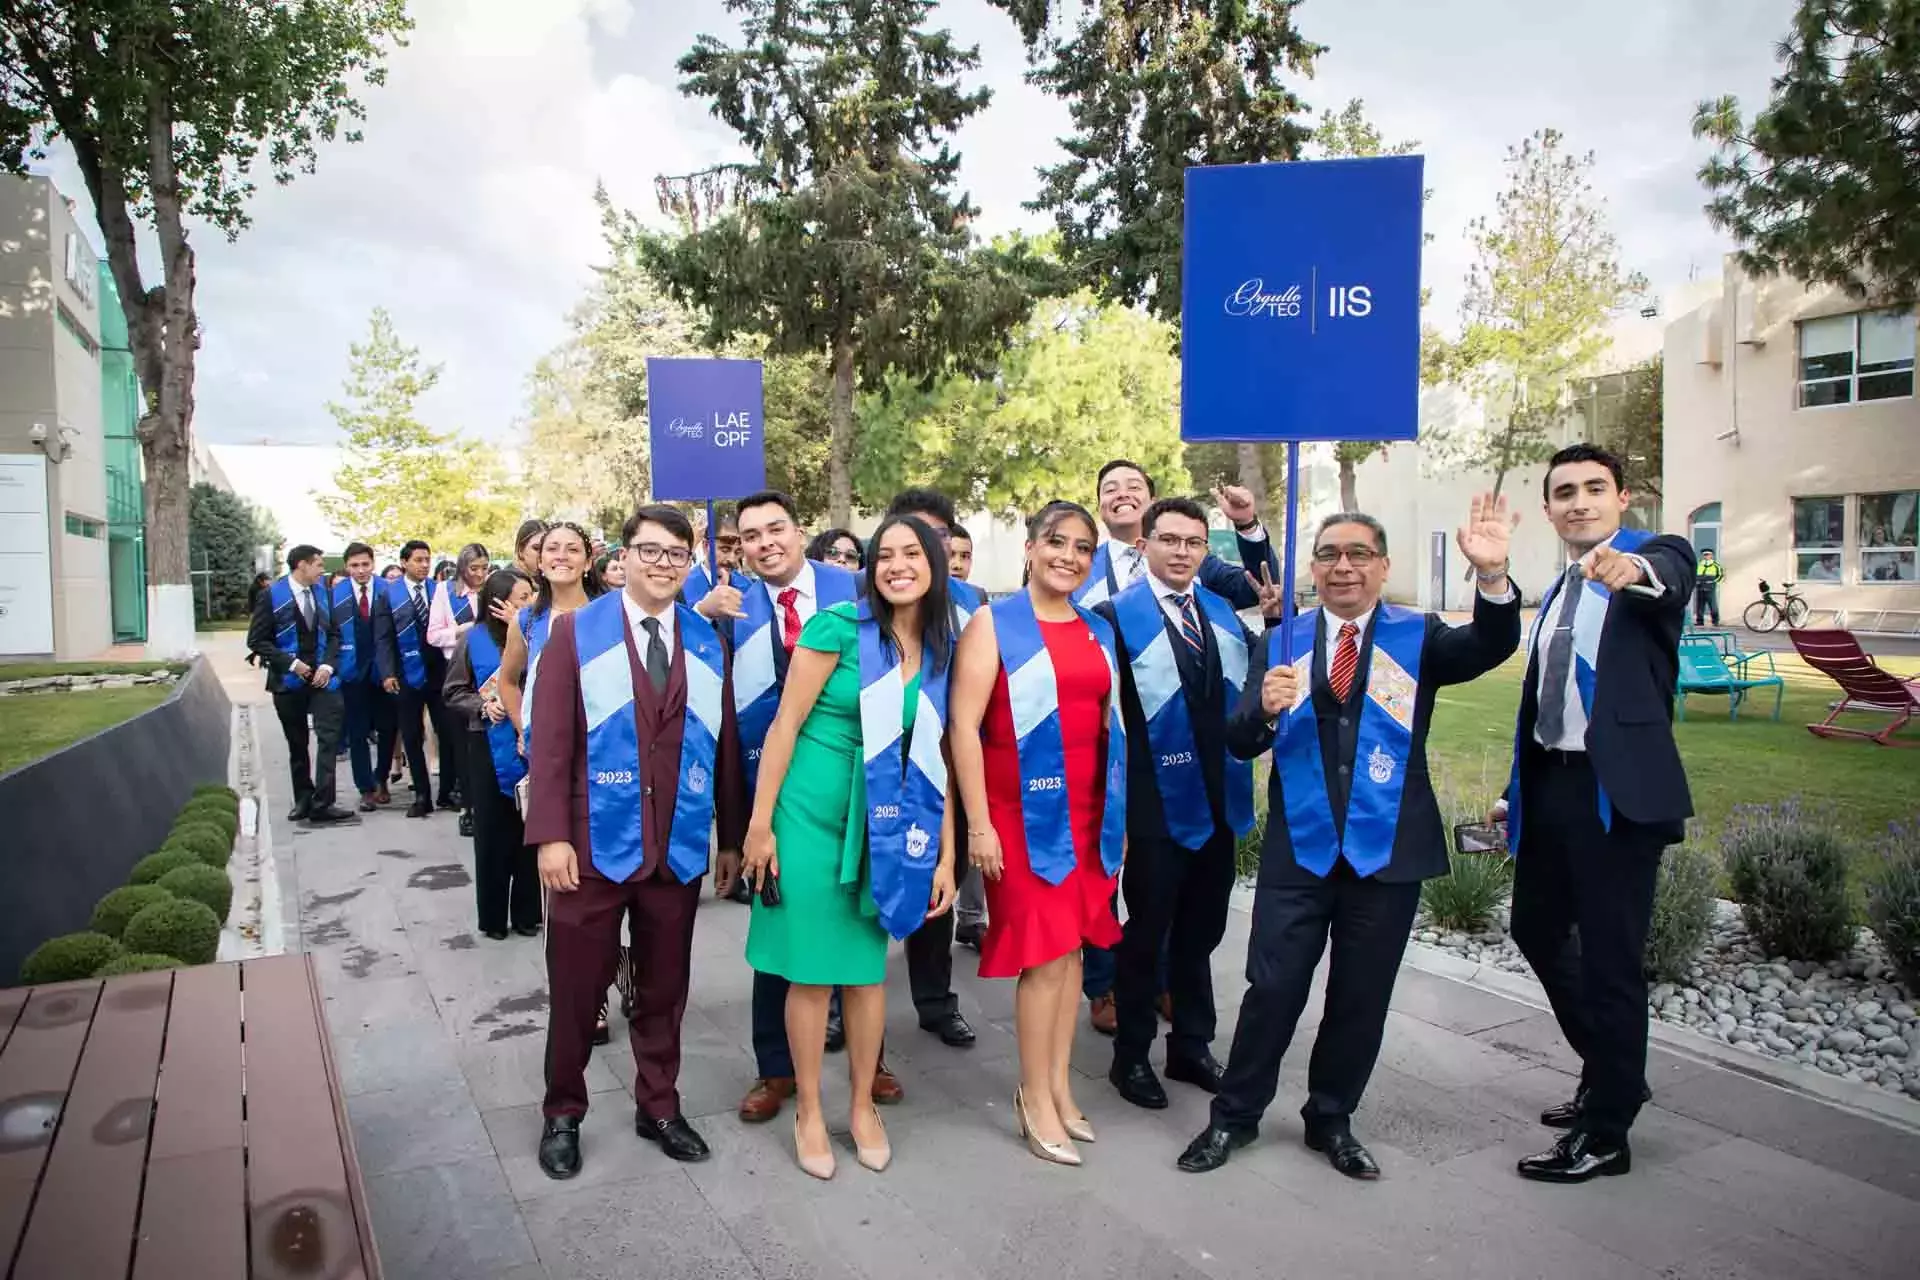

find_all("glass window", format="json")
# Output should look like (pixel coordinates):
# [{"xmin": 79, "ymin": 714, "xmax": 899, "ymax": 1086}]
[
  {"xmin": 1799, "ymin": 308, "xmax": 1915, "ymax": 407},
  {"xmin": 1791, "ymin": 496, "xmax": 1845, "ymax": 582},
  {"xmin": 1858, "ymin": 491, "xmax": 1918, "ymax": 583},
  {"xmin": 1688, "ymin": 502, "xmax": 1722, "ymax": 556}
]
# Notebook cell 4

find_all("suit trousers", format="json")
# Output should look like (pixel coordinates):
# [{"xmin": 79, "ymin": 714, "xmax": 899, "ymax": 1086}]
[
  {"xmin": 1115, "ymin": 828, "xmax": 1236, "ymax": 1064},
  {"xmin": 1509, "ymin": 750, "xmax": 1665, "ymax": 1142},
  {"xmin": 1212, "ymin": 862, "xmax": 1420, "ymax": 1135},
  {"xmin": 394, "ymin": 682, "xmax": 440, "ymax": 798},
  {"xmin": 544, "ymin": 867, "xmax": 701, "ymax": 1121},
  {"xmin": 464, "ymin": 731, "xmax": 539, "ymax": 934},
  {"xmin": 272, "ymin": 684, "xmax": 344, "ymax": 810},
  {"xmin": 340, "ymin": 679, "xmax": 389, "ymax": 796},
  {"xmin": 432, "ymin": 693, "xmax": 461, "ymax": 804}
]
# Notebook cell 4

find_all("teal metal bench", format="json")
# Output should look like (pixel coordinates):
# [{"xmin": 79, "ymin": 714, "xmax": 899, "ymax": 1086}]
[{"xmin": 1676, "ymin": 635, "xmax": 1784, "ymax": 721}]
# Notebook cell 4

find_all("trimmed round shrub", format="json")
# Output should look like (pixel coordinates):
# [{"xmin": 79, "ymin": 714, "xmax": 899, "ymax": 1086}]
[
  {"xmin": 1646, "ymin": 837, "xmax": 1720, "ymax": 983},
  {"xmin": 122, "ymin": 898, "xmax": 221, "ymax": 965},
  {"xmin": 20, "ymin": 932, "xmax": 124, "ymax": 984},
  {"xmin": 157, "ymin": 864, "xmax": 233, "ymax": 923},
  {"xmin": 1865, "ymin": 819, "xmax": 1920, "ymax": 994},
  {"xmin": 95, "ymin": 952, "xmax": 184, "ymax": 977},
  {"xmin": 90, "ymin": 884, "xmax": 177, "ymax": 939},
  {"xmin": 180, "ymin": 799, "xmax": 238, "ymax": 833},
  {"xmin": 130, "ymin": 847, "xmax": 205, "ymax": 886},
  {"xmin": 166, "ymin": 822, "xmax": 233, "ymax": 867},
  {"xmin": 191, "ymin": 783, "xmax": 239, "ymax": 806},
  {"xmin": 1724, "ymin": 801, "xmax": 1855, "ymax": 962}
]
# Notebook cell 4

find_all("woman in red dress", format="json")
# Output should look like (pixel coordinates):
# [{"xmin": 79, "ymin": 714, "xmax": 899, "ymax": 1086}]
[{"xmin": 949, "ymin": 501, "xmax": 1124, "ymax": 1166}]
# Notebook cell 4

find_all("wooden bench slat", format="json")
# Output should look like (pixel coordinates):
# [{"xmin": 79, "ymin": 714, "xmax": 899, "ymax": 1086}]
[
  {"xmin": 147, "ymin": 961, "xmax": 243, "ymax": 1162},
  {"xmin": 306, "ymin": 956, "xmax": 384, "ymax": 1280},
  {"xmin": 12, "ymin": 972, "xmax": 172, "ymax": 1280},
  {"xmin": 133, "ymin": 1149, "xmax": 247, "ymax": 1280},
  {"xmin": 0, "ymin": 981, "xmax": 102, "ymax": 1270}
]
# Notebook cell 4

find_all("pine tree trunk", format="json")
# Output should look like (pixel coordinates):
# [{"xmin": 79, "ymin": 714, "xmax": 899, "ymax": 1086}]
[
  {"xmin": 1338, "ymin": 456, "xmax": 1359, "ymax": 511},
  {"xmin": 828, "ymin": 336, "xmax": 855, "ymax": 528}
]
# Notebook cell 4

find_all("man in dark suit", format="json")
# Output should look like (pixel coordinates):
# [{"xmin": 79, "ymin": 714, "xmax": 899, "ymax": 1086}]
[
  {"xmin": 333, "ymin": 541, "xmax": 395, "ymax": 812},
  {"xmin": 1097, "ymin": 497, "xmax": 1284, "ymax": 1110},
  {"xmin": 1496, "ymin": 442, "xmax": 1695, "ymax": 1184},
  {"xmin": 373, "ymin": 539, "xmax": 444, "ymax": 818},
  {"xmin": 1179, "ymin": 499, "xmax": 1520, "ymax": 1179},
  {"xmin": 528, "ymin": 504, "xmax": 746, "ymax": 1179},
  {"xmin": 247, "ymin": 544, "xmax": 352, "ymax": 824}
]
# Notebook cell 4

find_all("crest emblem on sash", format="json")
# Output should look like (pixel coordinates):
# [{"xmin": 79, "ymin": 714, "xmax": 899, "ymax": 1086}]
[
  {"xmin": 1367, "ymin": 745, "xmax": 1395, "ymax": 785},
  {"xmin": 686, "ymin": 763, "xmax": 709, "ymax": 796},
  {"xmin": 905, "ymin": 823, "xmax": 931, "ymax": 861}
]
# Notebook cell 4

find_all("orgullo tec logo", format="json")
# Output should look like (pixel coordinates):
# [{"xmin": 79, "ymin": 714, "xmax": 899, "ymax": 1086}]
[
  {"xmin": 1223, "ymin": 279, "xmax": 1302, "ymax": 318},
  {"xmin": 667, "ymin": 418, "xmax": 704, "ymax": 440}
]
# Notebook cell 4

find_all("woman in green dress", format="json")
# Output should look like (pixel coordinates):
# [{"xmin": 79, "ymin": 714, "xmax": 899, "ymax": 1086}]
[{"xmin": 742, "ymin": 515, "xmax": 960, "ymax": 1180}]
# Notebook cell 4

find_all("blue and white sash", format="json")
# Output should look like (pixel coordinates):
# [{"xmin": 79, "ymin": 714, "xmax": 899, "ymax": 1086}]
[
  {"xmin": 383, "ymin": 577, "xmax": 435, "ymax": 689},
  {"xmin": 1071, "ymin": 542, "xmax": 1121, "ymax": 608},
  {"xmin": 1271, "ymin": 607, "xmax": 1423, "ymax": 878},
  {"xmin": 731, "ymin": 560, "xmax": 860, "ymax": 792},
  {"xmin": 1506, "ymin": 527, "xmax": 1653, "ymax": 851},
  {"xmin": 682, "ymin": 562, "xmax": 756, "ymax": 608},
  {"xmin": 466, "ymin": 627, "xmax": 527, "ymax": 797},
  {"xmin": 993, "ymin": 591, "xmax": 1126, "ymax": 884},
  {"xmin": 519, "ymin": 605, "xmax": 557, "ymax": 747},
  {"xmin": 576, "ymin": 593, "xmax": 726, "ymax": 885},
  {"xmin": 451, "ymin": 591, "xmax": 474, "ymax": 627},
  {"xmin": 951, "ymin": 576, "xmax": 985, "ymax": 634},
  {"xmin": 328, "ymin": 578, "xmax": 363, "ymax": 686},
  {"xmin": 1112, "ymin": 579, "xmax": 1254, "ymax": 849},
  {"xmin": 857, "ymin": 606, "xmax": 951, "ymax": 939},
  {"xmin": 269, "ymin": 576, "xmax": 327, "ymax": 693}
]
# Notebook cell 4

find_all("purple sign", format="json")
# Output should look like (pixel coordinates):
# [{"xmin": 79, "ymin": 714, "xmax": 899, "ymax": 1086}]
[{"xmin": 646, "ymin": 357, "xmax": 767, "ymax": 500}]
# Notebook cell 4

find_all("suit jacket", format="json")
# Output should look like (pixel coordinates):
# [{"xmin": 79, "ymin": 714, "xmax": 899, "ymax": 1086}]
[
  {"xmin": 1515, "ymin": 533, "xmax": 1695, "ymax": 837},
  {"xmin": 523, "ymin": 607, "xmax": 747, "ymax": 882},
  {"xmin": 245, "ymin": 578, "xmax": 340, "ymax": 693},
  {"xmin": 1229, "ymin": 589, "xmax": 1522, "ymax": 884},
  {"xmin": 340, "ymin": 578, "xmax": 379, "ymax": 684},
  {"xmin": 372, "ymin": 577, "xmax": 447, "ymax": 690}
]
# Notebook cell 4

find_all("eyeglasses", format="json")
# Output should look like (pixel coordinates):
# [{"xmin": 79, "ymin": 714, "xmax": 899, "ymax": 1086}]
[
  {"xmin": 1312, "ymin": 546, "xmax": 1381, "ymax": 566},
  {"xmin": 1152, "ymin": 534, "xmax": 1210, "ymax": 555},
  {"xmin": 627, "ymin": 543, "xmax": 694, "ymax": 568},
  {"xmin": 823, "ymin": 547, "xmax": 861, "ymax": 565}
]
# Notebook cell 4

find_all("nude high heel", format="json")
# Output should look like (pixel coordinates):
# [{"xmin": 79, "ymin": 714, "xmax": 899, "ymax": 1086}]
[
  {"xmin": 854, "ymin": 1106, "xmax": 892, "ymax": 1173},
  {"xmin": 1061, "ymin": 1109, "xmax": 1096, "ymax": 1144},
  {"xmin": 1015, "ymin": 1086, "xmax": 1082, "ymax": 1167},
  {"xmin": 794, "ymin": 1114, "xmax": 836, "ymax": 1180}
]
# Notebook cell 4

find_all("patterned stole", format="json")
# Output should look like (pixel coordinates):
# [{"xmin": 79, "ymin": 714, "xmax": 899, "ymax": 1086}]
[
  {"xmin": 383, "ymin": 576, "xmax": 434, "ymax": 689},
  {"xmin": 328, "ymin": 578, "xmax": 361, "ymax": 685},
  {"xmin": 731, "ymin": 560, "xmax": 860, "ymax": 793}
]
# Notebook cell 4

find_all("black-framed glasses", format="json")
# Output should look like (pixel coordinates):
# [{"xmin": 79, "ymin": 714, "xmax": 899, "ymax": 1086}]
[
  {"xmin": 1312, "ymin": 546, "xmax": 1381, "ymax": 566},
  {"xmin": 628, "ymin": 543, "xmax": 694, "ymax": 568},
  {"xmin": 823, "ymin": 546, "xmax": 861, "ymax": 565},
  {"xmin": 1153, "ymin": 534, "xmax": 1210, "ymax": 555}
]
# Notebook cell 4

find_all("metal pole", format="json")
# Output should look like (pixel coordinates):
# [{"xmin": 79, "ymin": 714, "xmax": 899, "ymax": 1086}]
[
  {"xmin": 706, "ymin": 499, "xmax": 717, "ymax": 580},
  {"xmin": 1279, "ymin": 441, "xmax": 1301, "ymax": 665}
]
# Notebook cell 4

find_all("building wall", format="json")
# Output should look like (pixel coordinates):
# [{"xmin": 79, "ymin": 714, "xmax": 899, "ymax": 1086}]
[{"xmin": 1664, "ymin": 257, "xmax": 1919, "ymax": 624}]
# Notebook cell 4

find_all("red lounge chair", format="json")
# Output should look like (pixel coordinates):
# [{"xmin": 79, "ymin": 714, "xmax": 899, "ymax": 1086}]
[{"xmin": 1788, "ymin": 629, "xmax": 1920, "ymax": 747}]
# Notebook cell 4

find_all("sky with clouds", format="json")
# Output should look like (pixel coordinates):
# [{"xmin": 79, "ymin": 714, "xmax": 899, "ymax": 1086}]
[{"xmin": 34, "ymin": 0, "xmax": 1797, "ymax": 449}]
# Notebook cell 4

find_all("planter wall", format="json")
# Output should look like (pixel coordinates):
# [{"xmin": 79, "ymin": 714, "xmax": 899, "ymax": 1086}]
[{"xmin": 0, "ymin": 656, "xmax": 230, "ymax": 982}]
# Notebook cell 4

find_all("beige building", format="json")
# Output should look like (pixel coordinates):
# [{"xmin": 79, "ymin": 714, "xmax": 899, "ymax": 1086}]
[{"xmin": 1664, "ymin": 258, "xmax": 1918, "ymax": 633}]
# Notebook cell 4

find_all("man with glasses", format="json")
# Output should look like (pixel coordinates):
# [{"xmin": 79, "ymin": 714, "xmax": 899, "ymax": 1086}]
[{"xmin": 1179, "ymin": 500, "xmax": 1520, "ymax": 1181}]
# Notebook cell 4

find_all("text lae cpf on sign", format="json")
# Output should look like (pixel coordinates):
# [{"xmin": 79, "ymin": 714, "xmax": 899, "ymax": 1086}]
[{"xmin": 646, "ymin": 357, "xmax": 768, "ymax": 501}]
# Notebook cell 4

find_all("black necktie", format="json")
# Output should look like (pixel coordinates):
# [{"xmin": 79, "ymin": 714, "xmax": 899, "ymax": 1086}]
[{"xmin": 641, "ymin": 618, "xmax": 668, "ymax": 693}]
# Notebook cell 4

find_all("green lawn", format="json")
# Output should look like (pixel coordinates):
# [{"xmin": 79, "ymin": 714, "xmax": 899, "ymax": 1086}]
[
  {"xmin": 0, "ymin": 687, "xmax": 174, "ymax": 773},
  {"xmin": 198, "ymin": 618, "xmax": 250, "ymax": 632},
  {"xmin": 1426, "ymin": 651, "xmax": 1920, "ymax": 860},
  {"xmin": 0, "ymin": 660, "xmax": 185, "ymax": 681}
]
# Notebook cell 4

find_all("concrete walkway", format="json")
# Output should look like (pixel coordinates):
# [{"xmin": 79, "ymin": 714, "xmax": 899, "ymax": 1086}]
[{"xmin": 222, "ymin": 635, "xmax": 1920, "ymax": 1280}]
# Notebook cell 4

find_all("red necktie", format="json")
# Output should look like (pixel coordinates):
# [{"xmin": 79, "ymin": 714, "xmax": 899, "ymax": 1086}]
[
  {"xmin": 358, "ymin": 585, "xmax": 370, "ymax": 620},
  {"xmin": 777, "ymin": 587, "xmax": 801, "ymax": 654},
  {"xmin": 1329, "ymin": 621, "xmax": 1360, "ymax": 701}
]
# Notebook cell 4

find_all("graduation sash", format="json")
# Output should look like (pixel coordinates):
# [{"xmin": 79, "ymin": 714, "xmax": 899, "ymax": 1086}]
[
  {"xmin": 384, "ymin": 576, "xmax": 435, "ymax": 689},
  {"xmin": 576, "ymin": 592, "xmax": 725, "ymax": 885},
  {"xmin": 1071, "ymin": 542, "xmax": 1122, "ymax": 609},
  {"xmin": 682, "ymin": 562, "xmax": 756, "ymax": 608},
  {"xmin": 951, "ymin": 576, "xmax": 985, "ymax": 633},
  {"xmin": 857, "ymin": 605, "xmax": 951, "ymax": 940},
  {"xmin": 269, "ymin": 576, "xmax": 327, "ymax": 693},
  {"xmin": 1271, "ymin": 607, "xmax": 1423, "ymax": 878},
  {"xmin": 327, "ymin": 578, "xmax": 365, "ymax": 686},
  {"xmin": 731, "ymin": 560, "xmax": 860, "ymax": 793},
  {"xmin": 1112, "ymin": 578, "xmax": 1255, "ymax": 849},
  {"xmin": 519, "ymin": 605, "xmax": 557, "ymax": 748},
  {"xmin": 1507, "ymin": 526, "xmax": 1653, "ymax": 852},
  {"xmin": 451, "ymin": 590, "xmax": 474, "ymax": 626},
  {"xmin": 466, "ymin": 627, "xmax": 527, "ymax": 797},
  {"xmin": 993, "ymin": 591, "xmax": 1126, "ymax": 884}
]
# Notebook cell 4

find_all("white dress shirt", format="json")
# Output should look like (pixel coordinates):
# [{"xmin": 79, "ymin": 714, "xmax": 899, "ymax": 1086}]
[
  {"xmin": 1532, "ymin": 533, "xmax": 1663, "ymax": 750},
  {"xmin": 772, "ymin": 559, "xmax": 821, "ymax": 628},
  {"xmin": 1146, "ymin": 571, "xmax": 1204, "ymax": 632},
  {"xmin": 295, "ymin": 582, "xmax": 316, "ymax": 625},
  {"xmin": 622, "ymin": 591, "xmax": 677, "ymax": 668},
  {"xmin": 1110, "ymin": 542, "xmax": 1148, "ymax": 588}
]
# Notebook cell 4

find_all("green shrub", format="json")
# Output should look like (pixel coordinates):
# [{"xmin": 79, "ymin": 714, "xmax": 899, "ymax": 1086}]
[
  {"xmin": 1420, "ymin": 849, "xmax": 1513, "ymax": 932},
  {"xmin": 19, "ymin": 932, "xmax": 124, "ymax": 984},
  {"xmin": 165, "ymin": 822, "xmax": 233, "ymax": 867},
  {"xmin": 130, "ymin": 847, "xmax": 205, "ymax": 885},
  {"xmin": 90, "ymin": 885, "xmax": 177, "ymax": 939},
  {"xmin": 180, "ymin": 800, "xmax": 238, "ymax": 834},
  {"xmin": 1235, "ymin": 809, "xmax": 1266, "ymax": 880},
  {"xmin": 95, "ymin": 952, "xmax": 184, "ymax": 977},
  {"xmin": 122, "ymin": 898, "xmax": 221, "ymax": 965},
  {"xmin": 191, "ymin": 783, "xmax": 238, "ymax": 806},
  {"xmin": 1646, "ymin": 836, "xmax": 1719, "ymax": 982},
  {"xmin": 1865, "ymin": 819, "xmax": 1920, "ymax": 994},
  {"xmin": 157, "ymin": 864, "xmax": 232, "ymax": 922},
  {"xmin": 1724, "ymin": 801, "xmax": 1855, "ymax": 962}
]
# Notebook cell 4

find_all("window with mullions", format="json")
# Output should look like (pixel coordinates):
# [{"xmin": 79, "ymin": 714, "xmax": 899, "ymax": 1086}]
[
  {"xmin": 1791, "ymin": 497, "xmax": 1844, "ymax": 583},
  {"xmin": 1797, "ymin": 308, "xmax": 1915, "ymax": 407},
  {"xmin": 1859, "ymin": 492, "xmax": 1918, "ymax": 584}
]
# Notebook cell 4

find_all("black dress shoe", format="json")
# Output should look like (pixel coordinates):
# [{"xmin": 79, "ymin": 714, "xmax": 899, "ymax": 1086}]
[
  {"xmin": 1109, "ymin": 1059, "xmax": 1168, "ymax": 1110},
  {"xmin": 538, "ymin": 1116, "xmax": 582, "ymax": 1180},
  {"xmin": 955, "ymin": 923, "xmax": 985, "ymax": 951},
  {"xmin": 1517, "ymin": 1131, "xmax": 1631, "ymax": 1183},
  {"xmin": 1177, "ymin": 1124, "xmax": 1254, "ymax": 1173},
  {"xmin": 1306, "ymin": 1127, "xmax": 1381, "ymax": 1180},
  {"xmin": 1164, "ymin": 1052, "xmax": 1226, "ymax": 1094},
  {"xmin": 513, "ymin": 924, "xmax": 542, "ymax": 938},
  {"xmin": 406, "ymin": 797, "xmax": 433, "ymax": 819},
  {"xmin": 459, "ymin": 811, "xmax": 474, "ymax": 837},
  {"xmin": 922, "ymin": 1011, "xmax": 975, "ymax": 1048},
  {"xmin": 637, "ymin": 1113, "xmax": 711, "ymax": 1163},
  {"xmin": 287, "ymin": 800, "xmax": 312, "ymax": 823},
  {"xmin": 825, "ymin": 1009, "xmax": 846, "ymax": 1053},
  {"xmin": 306, "ymin": 804, "xmax": 356, "ymax": 825},
  {"xmin": 1541, "ymin": 1083, "xmax": 1652, "ymax": 1129},
  {"xmin": 483, "ymin": 928, "xmax": 510, "ymax": 941}
]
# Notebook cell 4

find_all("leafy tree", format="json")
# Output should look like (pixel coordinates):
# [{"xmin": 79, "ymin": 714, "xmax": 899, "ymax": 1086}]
[
  {"xmin": 188, "ymin": 482, "xmax": 276, "ymax": 621},
  {"xmin": 1575, "ymin": 355, "xmax": 1663, "ymax": 507},
  {"xmin": 0, "ymin": 0, "xmax": 412, "ymax": 649},
  {"xmin": 638, "ymin": 0, "xmax": 1055, "ymax": 527},
  {"xmin": 1694, "ymin": 0, "xmax": 1920, "ymax": 299},
  {"xmin": 1429, "ymin": 128, "xmax": 1646, "ymax": 498},
  {"xmin": 317, "ymin": 309, "xmax": 521, "ymax": 554}
]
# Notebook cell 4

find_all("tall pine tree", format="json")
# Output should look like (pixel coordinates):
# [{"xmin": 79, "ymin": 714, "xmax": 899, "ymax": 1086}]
[{"xmin": 638, "ymin": 0, "xmax": 1055, "ymax": 526}]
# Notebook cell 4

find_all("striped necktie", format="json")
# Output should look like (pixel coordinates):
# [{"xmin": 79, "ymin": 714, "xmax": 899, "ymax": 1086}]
[
  {"xmin": 1329, "ymin": 621, "xmax": 1360, "ymax": 701},
  {"xmin": 1171, "ymin": 593, "xmax": 1204, "ymax": 654}
]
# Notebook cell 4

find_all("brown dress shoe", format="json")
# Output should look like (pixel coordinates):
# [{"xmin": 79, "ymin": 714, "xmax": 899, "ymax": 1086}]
[
  {"xmin": 871, "ymin": 1062, "xmax": 905, "ymax": 1106},
  {"xmin": 739, "ymin": 1077, "xmax": 795, "ymax": 1123},
  {"xmin": 1089, "ymin": 993, "xmax": 1118, "ymax": 1035}
]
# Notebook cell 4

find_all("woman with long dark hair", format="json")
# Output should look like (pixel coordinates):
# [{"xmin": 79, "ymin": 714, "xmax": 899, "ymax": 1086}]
[
  {"xmin": 948, "ymin": 500, "xmax": 1124, "ymax": 1167},
  {"xmin": 444, "ymin": 568, "xmax": 541, "ymax": 939},
  {"xmin": 741, "ymin": 515, "xmax": 959, "ymax": 1179},
  {"xmin": 806, "ymin": 527, "xmax": 864, "ymax": 572}
]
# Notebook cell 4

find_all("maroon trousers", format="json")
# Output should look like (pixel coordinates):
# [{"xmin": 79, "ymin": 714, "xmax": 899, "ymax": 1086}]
[{"xmin": 542, "ymin": 866, "xmax": 702, "ymax": 1121}]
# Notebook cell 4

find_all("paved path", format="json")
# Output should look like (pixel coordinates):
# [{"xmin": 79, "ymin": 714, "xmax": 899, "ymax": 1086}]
[{"xmin": 221, "ymin": 636, "xmax": 1920, "ymax": 1280}]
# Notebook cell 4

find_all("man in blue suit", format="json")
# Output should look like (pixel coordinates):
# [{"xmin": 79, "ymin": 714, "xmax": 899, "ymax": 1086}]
[{"xmin": 335, "ymin": 541, "xmax": 395, "ymax": 812}]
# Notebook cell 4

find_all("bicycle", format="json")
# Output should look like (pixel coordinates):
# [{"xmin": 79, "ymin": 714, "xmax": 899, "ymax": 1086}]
[{"xmin": 1743, "ymin": 579, "xmax": 1810, "ymax": 633}]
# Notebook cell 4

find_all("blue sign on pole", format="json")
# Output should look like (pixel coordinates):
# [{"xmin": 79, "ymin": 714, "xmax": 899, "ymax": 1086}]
[
  {"xmin": 1180, "ymin": 156, "xmax": 1425, "ymax": 444},
  {"xmin": 646, "ymin": 357, "xmax": 768, "ymax": 501}
]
